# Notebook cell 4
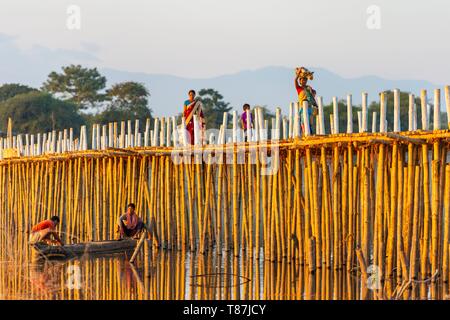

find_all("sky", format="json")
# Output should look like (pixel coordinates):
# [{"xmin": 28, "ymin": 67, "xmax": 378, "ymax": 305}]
[{"xmin": 0, "ymin": 0, "xmax": 449, "ymax": 84}]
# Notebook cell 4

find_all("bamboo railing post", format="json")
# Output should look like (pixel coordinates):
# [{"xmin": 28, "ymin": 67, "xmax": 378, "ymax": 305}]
[
  {"xmin": 293, "ymin": 103, "xmax": 300, "ymax": 138},
  {"xmin": 372, "ymin": 112, "xmax": 377, "ymax": 133},
  {"xmin": 347, "ymin": 94, "xmax": 353, "ymax": 133},
  {"xmin": 421, "ymin": 90, "xmax": 428, "ymax": 130},
  {"xmin": 408, "ymin": 94, "xmax": 415, "ymax": 131},
  {"xmin": 445, "ymin": 85, "xmax": 450, "ymax": 129},
  {"xmin": 333, "ymin": 97, "xmax": 339, "ymax": 134},
  {"xmin": 357, "ymin": 111, "xmax": 362, "ymax": 133},
  {"xmin": 289, "ymin": 102, "xmax": 294, "ymax": 138},
  {"xmin": 394, "ymin": 89, "xmax": 401, "ymax": 132},
  {"xmin": 317, "ymin": 97, "xmax": 325, "ymax": 135},
  {"xmin": 362, "ymin": 92, "xmax": 368, "ymax": 132},
  {"xmin": 380, "ymin": 92, "xmax": 387, "ymax": 133},
  {"xmin": 96, "ymin": 124, "xmax": 101, "ymax": 150},
  {"xmin": 433, "ymin": 89, "xmax": 441, "ymax": 130},
  {"xmin": 302, "ymin": 101, "xmax": 311, "ymax": 136}
]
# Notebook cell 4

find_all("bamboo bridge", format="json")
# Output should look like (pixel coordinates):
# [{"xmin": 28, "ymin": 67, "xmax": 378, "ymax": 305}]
[{"xmin": 1, "ymin": 87, "xmax": 450, "ymax": 286}]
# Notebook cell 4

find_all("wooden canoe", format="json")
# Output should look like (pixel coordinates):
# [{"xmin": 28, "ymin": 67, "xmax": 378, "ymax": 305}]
[{"xmin": 32, "ymin": 239, "xmax": 138, "ymax": 257}]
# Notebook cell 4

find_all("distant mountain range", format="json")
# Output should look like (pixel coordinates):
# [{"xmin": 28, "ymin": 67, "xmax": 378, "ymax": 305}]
[
  {"xmin": 101, "ymin": 66, "xmax": 443, "ymax": 117},
  {"xmin": 0, "ymin": 59, "xmax": 443, "ymax": 117}
]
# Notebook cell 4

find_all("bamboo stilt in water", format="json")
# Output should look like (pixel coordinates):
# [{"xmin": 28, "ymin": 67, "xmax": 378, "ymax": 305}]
[
  {"xmin": 374, "ymin": 143, "xmax": 385, "ymax": 280},
  {"xmin": 431, "ymin": 158, "xmax": 440, "ymax": 279},
  {"xmin": 255, "ymin": 149, "xmax": 261, "ymax": 259},
  {"xmin": 346, "ymin": 143, "xmax": 354, "ymax": 271},
  {"xmin": 232, "ymin": 145, "xmax": 239, "ymax": 257},
  {"xmin": 308, "ymin": 237, "xmax": 316, "ymax": 273},
  {"xmin": 361, "ymin": 147, "xmax": 370, "ymax": 264},
  {"xmin": 443, "ymin": 165, "xmax": 450, "ymax": 283},
  {"xmin": 409, "ymin": 165, "xmax": 421, "ymax": 280},
  {"xmin": 295, "ymin": 149, "xmax": 303, "ymax": 265},
  {"xmin": 386, "ymin": 142, "xmax": 398, "ymax": 278},
  {"xmin": 247, "ymin": 148, "xmax": 254, "ymax": 258},
  {"xmin": 421, "ymin": 142, "xmax": 431, "ymax": 279}
]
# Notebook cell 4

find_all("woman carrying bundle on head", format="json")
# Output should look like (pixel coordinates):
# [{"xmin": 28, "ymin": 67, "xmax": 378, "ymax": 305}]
[{"xmin": 295, "ymin": 67, "xmax": 318, "ymax": 135}]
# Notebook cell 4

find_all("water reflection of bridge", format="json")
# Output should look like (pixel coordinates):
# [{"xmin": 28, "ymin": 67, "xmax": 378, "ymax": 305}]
[{"xmin": 2, "ymin": 247, "xmax": 449, "ymax": 300}]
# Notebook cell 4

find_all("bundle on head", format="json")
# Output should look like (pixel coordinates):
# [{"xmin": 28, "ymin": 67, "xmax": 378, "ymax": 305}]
[{"xmin": 295, "ymin": 67, "xmax": 314, "ymax": 80}]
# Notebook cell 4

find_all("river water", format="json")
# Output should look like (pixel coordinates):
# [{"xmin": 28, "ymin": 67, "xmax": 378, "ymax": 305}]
[{"xmin": 1, "ymin": 235, "xmax": 448, "ymax": 300}]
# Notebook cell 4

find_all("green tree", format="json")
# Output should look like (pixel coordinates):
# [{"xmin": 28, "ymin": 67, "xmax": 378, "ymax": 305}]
[
  {"xmin": 94, "ymin": 81, "xmax": 153, "ymax": 123},
  {"xmin": 42, "ymin": 64, "xmax": 106, "ymax": 110},
  {"xmin": 0, "ymin": 91, "xmax": 85, "ymax": 134},
  {"xmin": 0, "ymin": 84, "xmax": 37, "ymax": 103},
  {"xmin": 198, "ymin": 88, "xmax": 232, "ymax": 129}
]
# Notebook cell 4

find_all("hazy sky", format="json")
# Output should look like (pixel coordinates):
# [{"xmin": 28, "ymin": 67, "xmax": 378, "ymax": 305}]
[{"xmin": 0, "ymin": 0, "xmax": 449, "ymax": 83}]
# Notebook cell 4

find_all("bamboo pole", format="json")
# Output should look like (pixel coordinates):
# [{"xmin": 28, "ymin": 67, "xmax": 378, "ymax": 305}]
[
  {"xmin": 445, "ymin": 86, "xmax": 450, "ymax": 129},
  {"xmin": 443, "ymin": 165, "xmax": 450, "ymax": 282}
]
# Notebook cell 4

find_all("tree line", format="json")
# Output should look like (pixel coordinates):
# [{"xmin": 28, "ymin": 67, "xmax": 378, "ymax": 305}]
[{"xmin": 0, "ymin": 65, "xmax": 153, "ymax": 135}]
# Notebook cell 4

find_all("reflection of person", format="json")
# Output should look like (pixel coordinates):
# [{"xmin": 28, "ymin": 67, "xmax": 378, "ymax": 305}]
[
  {"xmin": 29, "ymin": 260, "xmax": 63, "ymax": 298},
  {"xmin": 295, "ymin": 67, "xmax": 318, "ymax": 134},
  {"xmin": 116, "ymin": 203, "xmax": 146, "ymax": 239},
  {"xmin": 183, "ymin": 90, "xmax": 205, "ymax": 145},
  {"xmin": 240, "ymin": 104, "xmax": 254, "ymax": 141},
  {"xmin": 29, "ymin": 216, "xmax": 63, "ymax": 246}
]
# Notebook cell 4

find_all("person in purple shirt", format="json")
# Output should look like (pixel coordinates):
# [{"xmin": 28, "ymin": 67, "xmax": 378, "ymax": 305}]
[{"xmin": 240, "ymin": 104, "xmax": 254, "ymax": 141}]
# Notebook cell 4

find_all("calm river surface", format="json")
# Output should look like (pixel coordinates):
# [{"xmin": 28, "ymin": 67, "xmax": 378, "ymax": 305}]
[{"xmin": 0, "ymin": 230, "xmax": 448, "ymax": 300}]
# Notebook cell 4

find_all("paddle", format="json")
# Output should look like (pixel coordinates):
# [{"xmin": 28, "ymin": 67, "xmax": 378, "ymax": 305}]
[
  {"xmin": 129, "ymin": 217, "xmax": 160, "ymax": 263},
  {"xmin": 129, "ymin": 230, "xmax": 147, "ymax": 263}
]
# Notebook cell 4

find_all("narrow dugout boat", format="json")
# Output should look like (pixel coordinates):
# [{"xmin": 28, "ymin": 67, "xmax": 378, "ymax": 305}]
[{"xmin": 32, "ymin": 239, "xmax": 138, "ymax": 258}]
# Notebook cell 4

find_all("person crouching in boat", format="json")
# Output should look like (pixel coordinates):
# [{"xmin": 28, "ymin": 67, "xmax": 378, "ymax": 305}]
[
  {"xmin": 29, "ymin": 216, "xmax": 63, "ymax": 246},
  {"xmin": 116, "ymin": 203, "xmax": 146, "ymax": 239}
]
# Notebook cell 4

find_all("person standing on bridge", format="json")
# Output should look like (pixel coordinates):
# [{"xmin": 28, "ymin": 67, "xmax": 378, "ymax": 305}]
[
  {"xmin": 240, "ymin": 103, "xmax": 254, "ymax": 142},
  {"xmin": 295, "ymin": 67, "xmax": 318, "ymax": 135},
  {"xmin": 183, "ymin": 90, "xmax": 205, "ymax": 145}
]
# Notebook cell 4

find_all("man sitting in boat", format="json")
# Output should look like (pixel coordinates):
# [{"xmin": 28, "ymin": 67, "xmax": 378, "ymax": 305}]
[
  {"xmin": 29, "ymin": 216, "xmax": 63, "ymax": 246},
  {"xmin": 116, "ymin": 203, "xmax": 146, "ymax": 239}
]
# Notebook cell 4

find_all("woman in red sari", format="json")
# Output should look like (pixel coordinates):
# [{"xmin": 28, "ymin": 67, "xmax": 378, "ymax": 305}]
[{"xmin": 183, "ymin": 90, "xmax": 205, "ymax": 145}]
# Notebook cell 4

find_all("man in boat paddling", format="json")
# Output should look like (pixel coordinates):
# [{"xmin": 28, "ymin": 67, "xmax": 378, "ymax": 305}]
[
  {"xmin": 29, "ymin": 216, "xmax": 63, "ymax": 246},
  {"xmin": 116, "ymin": 203, "xmax": 146, "ymax": 239}
]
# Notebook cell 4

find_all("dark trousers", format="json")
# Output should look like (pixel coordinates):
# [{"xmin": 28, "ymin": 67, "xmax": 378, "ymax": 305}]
[{"xmin": 119, "ymin": 219, "xmax": 145, "ymax": 238}]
